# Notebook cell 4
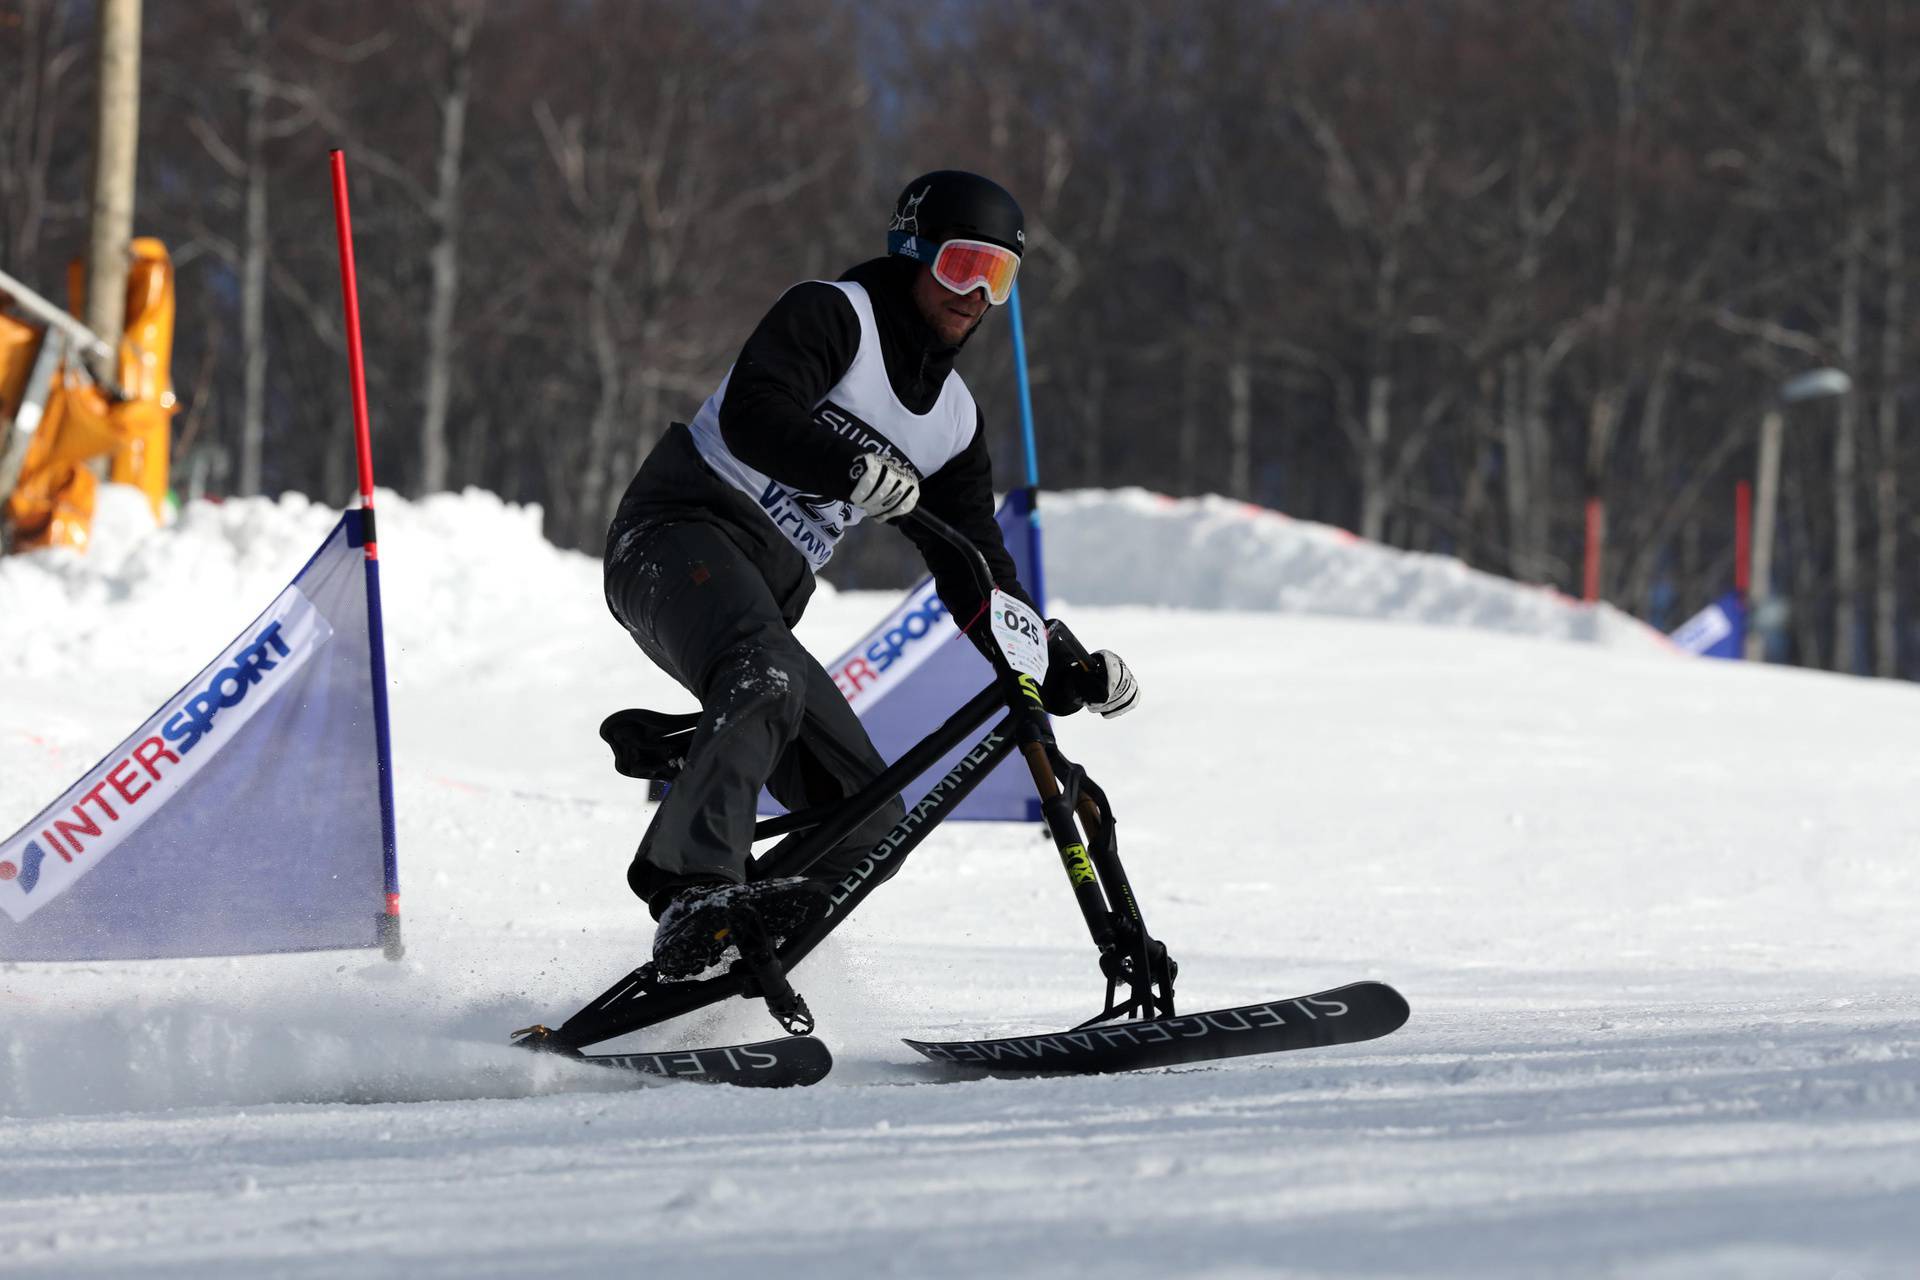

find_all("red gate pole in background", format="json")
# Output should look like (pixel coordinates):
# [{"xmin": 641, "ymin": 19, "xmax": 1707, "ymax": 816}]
[
  {"xmin": 1582, "ymin": 497, "xmax": 1604, "ymax": 603},
  {"xmin": 1734, "ymin": 480, "xmax": 1752, "ymax": 596}
]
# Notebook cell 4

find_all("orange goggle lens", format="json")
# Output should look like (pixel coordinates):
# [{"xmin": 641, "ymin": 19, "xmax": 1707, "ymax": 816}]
[{"xmin": 931, "ymin": 239, "xmax": 1021, "ymax": 306}]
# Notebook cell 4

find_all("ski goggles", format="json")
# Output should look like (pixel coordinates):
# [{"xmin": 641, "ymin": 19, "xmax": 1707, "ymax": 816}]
[{"xmin": 930, "ymin": 238, "xmax": 1021, "ymax": 306}]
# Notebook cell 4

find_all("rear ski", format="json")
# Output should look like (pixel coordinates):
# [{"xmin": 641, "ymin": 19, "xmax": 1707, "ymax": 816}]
[{"xmin": 516, "ymin": 1025, "xmax": 832, "ymax": 1088}]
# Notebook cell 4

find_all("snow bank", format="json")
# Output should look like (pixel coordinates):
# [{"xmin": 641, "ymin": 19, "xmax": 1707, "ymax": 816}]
[
  {"xmin": 0, "ymin": 485, "xmax": 657, "ymax": 688},
  {"xmin": 1, "ymin": 485, "xmax": 1664, "ymax": 679},
  {"xmin": 1043, "ymin": 488, "xmax": 1668, "ymax": 649}
]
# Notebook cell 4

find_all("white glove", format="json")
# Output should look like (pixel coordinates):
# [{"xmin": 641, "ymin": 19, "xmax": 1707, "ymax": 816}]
[
  {"xmin": 1083, "ymin": 650, "xmax": 1139, "ymax": 718},
  {"xmin": 847, "ymin": 453, "xmax": 921, "ymax": 522}
]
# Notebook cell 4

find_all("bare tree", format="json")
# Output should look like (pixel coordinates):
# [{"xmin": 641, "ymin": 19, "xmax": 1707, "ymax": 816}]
[
  {"xmin": 1872, "ymin": 0, "xmax": 1910, "ymax": 678},
  {"xmin": 0, "ymin": 0, "xmax": 89, "ymax": 271},
  {"xmin": 83, "ymin": 0, "xmax": 142, "ymax": 379},
  {"xmin": 415, "ymin": 0, "xmax": 478, "ymax": 496},
  {"xmin": 1807, "ymin": 6, "xmax": 1869, "ymax": 672},
  {"xmin": 173, "ymin": 0, "xmax": 314, "ymax": 496}
]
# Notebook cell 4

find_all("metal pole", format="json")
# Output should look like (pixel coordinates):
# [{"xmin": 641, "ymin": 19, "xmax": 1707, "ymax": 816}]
[
  {"xmin": 85, "ymin": 0, "xmax": 142, "ymax": 385},
  {"xmin": 0, "ymin": 268, "xmax": 117, "ymax": 365},
  {"xmin": 1746, "ymin": 406, "xmax": 1784, "ymax": 661},
  {"xmin": 1744, "ymin": 369, "xmax": 1851, "ymax": 662},
  {"xmin": 0, "ymin": 268, "xmax": 128, "ymax": 402}
]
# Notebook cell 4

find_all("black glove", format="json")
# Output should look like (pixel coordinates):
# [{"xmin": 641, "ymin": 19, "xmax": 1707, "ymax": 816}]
[{"xmin": 1041, "ymin": 638, "xmax": 1140, "ymax": 718}]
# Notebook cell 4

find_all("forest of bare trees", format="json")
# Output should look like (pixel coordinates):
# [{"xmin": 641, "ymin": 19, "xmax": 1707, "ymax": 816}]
[{"xmin": 6, "ymin": 0, "xmax": 1918, "ymax": 678}]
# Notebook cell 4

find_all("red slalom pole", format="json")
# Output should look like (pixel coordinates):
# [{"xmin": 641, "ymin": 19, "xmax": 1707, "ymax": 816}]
[
  {"xmin": 1582, "ymin": 496, "xmax": 1604, "ymax": 603},
  {"xmin": 331, "ymin": 151, "xmax": 378, "ymax": 517},
  {"xmin": 1734, "ymin": 480, "xmax": 1752, "ymax": 595},
  {"xmin": 330, "ymin": 150, "xmax": 404, "ymax": 960}
]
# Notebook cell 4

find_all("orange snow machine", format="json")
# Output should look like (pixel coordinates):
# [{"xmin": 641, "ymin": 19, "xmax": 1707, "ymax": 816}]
[{"xmin": 1, "ymin": 238, "xmax": 177, "ymax": 553}]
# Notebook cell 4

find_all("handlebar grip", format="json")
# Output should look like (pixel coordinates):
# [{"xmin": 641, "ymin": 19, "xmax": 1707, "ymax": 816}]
[{"xmin": 905, "ymin": 509, "xmax": 995, "ymax": 602}]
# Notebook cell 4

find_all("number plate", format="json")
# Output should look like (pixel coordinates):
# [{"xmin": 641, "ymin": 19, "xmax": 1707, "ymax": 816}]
[{"xmin": 989, "ymin": 589, "xmax": 1049, "ymax": 681}]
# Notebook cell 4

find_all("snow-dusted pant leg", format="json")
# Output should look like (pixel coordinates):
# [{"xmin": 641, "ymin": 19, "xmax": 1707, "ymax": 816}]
[
  {"xmin": 760, "ymin": 632, "xmax": 908, "ymax": 889},
  {"xmin": 606, "ymin": 521, "xmax": 902, "ymax": 908}
]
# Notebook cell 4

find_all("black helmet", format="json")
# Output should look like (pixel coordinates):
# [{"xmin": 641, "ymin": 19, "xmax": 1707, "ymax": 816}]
[{"xmin": 886, "ymin": 170, "xmax": 1025, "ymax": 263}]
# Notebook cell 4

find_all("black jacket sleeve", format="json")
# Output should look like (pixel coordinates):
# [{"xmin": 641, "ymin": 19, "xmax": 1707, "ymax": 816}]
[
  {"xmin": 900, "ymin": 408, "xmax": 1039, "ymax": 659},
  {"xmin": 717, "ymin": 282, "xmax": 867, "ymax": 500}
]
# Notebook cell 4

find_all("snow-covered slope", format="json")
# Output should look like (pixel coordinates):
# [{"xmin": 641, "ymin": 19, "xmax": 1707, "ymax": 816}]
[{"xmin": 1, "ymin": 488, "xmax": 1914, "ymax": 1279}]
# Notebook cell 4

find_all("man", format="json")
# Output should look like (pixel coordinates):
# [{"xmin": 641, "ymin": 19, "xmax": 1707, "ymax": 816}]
[{"xmin": 604, "ymin": 170, "xmax": 1140, "ymax": 977}]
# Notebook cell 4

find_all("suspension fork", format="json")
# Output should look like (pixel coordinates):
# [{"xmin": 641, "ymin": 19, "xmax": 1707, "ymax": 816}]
[
  {"xmin": 1065, "ymin": 763, "xmax": 1174, "ymax": 1023},
  {"xmin": 1010, "ymin": 690, "xmax": 1173, "ymax": 1021},
  {"xmin": 905, "ymin": 509, "xmax": 1176, "ymax": 1021},
  {"xmin": 1019, "ymin": 733, "xmax": 1118, "ymax": 953}
]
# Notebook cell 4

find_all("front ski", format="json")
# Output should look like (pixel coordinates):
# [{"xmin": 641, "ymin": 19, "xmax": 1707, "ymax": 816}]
[
  {"xmin": 518, "ymin": 1028, "xmax": 832, "ymax": 1088},
  {"xmin": 902, "ymin": 980, "xmax": 1408, "ymax": 1076}
]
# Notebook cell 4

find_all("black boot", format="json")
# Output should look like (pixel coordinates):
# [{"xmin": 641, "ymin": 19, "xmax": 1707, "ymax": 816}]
[{"xmin": 650, "ymin": 877, "xmax": 829, "ymax": 979}]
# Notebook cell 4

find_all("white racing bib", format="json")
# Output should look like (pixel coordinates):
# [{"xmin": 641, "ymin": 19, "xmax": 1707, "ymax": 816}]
[
  {"xmin": 687, "ymin": 281, "xmax": 978, "ymax": 571},
  {"xmin": 989, "ymin": 589, "xmax": 1049, "ymax": 681}
]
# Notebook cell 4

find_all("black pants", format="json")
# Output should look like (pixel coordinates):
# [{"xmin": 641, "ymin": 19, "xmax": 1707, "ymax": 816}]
[{"xmin": 605, "ymin": 520, "xmax": 905, "ymax": 910}]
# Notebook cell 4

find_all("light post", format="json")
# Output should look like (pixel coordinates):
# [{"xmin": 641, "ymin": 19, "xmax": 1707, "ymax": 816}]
[{"xmin": 1745, "ymin": 367, "xmax": 1852, "ymax": 661}]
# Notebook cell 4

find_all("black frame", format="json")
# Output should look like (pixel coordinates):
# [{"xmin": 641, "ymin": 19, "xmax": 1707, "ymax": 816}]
[{"xmin": 527, "ymin": 511, "xmax": 1176, "ymax": 1053}]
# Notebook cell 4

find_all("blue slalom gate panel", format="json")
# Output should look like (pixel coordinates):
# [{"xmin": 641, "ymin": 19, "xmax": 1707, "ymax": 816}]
[
  {"xmin": 0, "ymin": 511, "xmax": 395, "ymax": 960},
  {"xmin": 1670, "ymin": 591, "xmax": 1747, "ymax": 659}
]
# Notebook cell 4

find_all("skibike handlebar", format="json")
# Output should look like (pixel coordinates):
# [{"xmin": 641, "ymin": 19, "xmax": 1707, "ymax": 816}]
[
  {"xmin": 903, "ymin": 507, "xmax": 1099, "ymax": 679},
  {"xmin": 902, "ymin": 507, "xmax": 994, "ymax": 597}
]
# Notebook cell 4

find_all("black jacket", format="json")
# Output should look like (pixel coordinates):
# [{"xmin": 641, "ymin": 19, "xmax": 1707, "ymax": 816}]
[{"xmin": 610, "ymin": 256, "xmax": 1034, "ymax": 646}]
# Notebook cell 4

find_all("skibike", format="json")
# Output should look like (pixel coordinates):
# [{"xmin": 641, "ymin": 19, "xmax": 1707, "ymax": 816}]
[{"xmin": 512, "ymin": 511, "xmax": 1409, "ymax": 1087}]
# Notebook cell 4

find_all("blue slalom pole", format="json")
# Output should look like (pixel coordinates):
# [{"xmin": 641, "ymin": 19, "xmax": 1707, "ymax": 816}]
[
  {"xmin": 1008, "ymin": 281, "xmax": 1045, "ymax": 611},
  {"xmin": 333, "ymin": 152, "xmax": 404, "ymax": 960}
]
